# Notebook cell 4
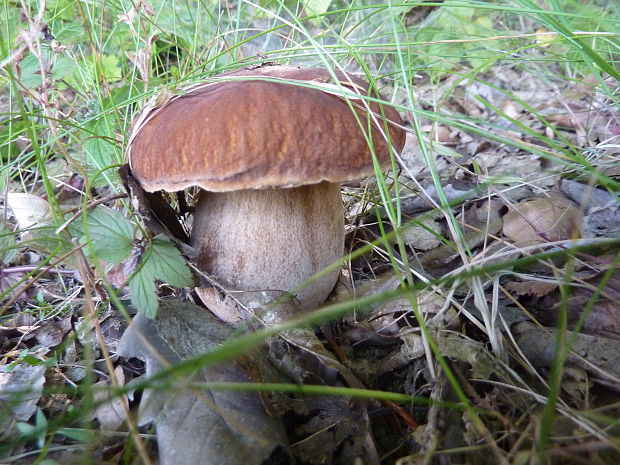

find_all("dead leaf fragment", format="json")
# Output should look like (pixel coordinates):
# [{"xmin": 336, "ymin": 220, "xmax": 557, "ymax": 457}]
[
  {"xmin": 92, "ymin": 366, "xmax": 128, "ymax": 431},
  {"xmin": 107, "ymin": 247, "xmax": 141, "ymax": 288},
  {"xmin": 560, "ymin": 179, "xmax": 620, "ymax": 239},
  {"xmin": 420, "ymin": 200, "xmax": 503, "ymax": 267},
  {"xmin": 440, "ymin": 333, "xmax": 501, "ymax": 379},
  {"xmin": 0, "ymin": 272, "xmax": 29, "ymax": 304},
  {"xmin": 33, "ymin": 317, "xmax": 72, "ymax": 348},
  {"xmin": 194, "ymin": 286, "xmax": 243, "ymax": 324},
  {"xmin": 537, "ymin": 269, "xmax": 620, "ymax": 337},
  {"xmin": 291, "ymin": 395, "xmax": 367, "ymax": 465},
  {"xmin": 503, "ymin": 193, "xmax": 581, "ymax": 246},
  {"xmin": 399, "ymin": 215, "xmax": 442, "ymax": 251},
  {"xmin": 503, "ymin": 280, "xmax": 558, "ymax": 298},
  {"xmin": 117, "ymin": 298, "xmax": 288, "ymax": 465},
  {"xmin": 0, "ymin": 363, "xmax": 46, "ymax": 440},
  {"xmin": 423, "ymin": 124, "xmax": 460, "ymax": 145},
  {"xmin": 6, "ymin": 192, "xmax": 52, "ymax": 230},
  {"xmin": 514, "ymin": 322, "xmax": 620, "ymax": 390}
]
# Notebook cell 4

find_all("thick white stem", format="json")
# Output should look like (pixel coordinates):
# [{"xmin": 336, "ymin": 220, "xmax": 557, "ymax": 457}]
[{"xmin": 191, "ymin": 182, "xmax": 344, "ymax": 310}]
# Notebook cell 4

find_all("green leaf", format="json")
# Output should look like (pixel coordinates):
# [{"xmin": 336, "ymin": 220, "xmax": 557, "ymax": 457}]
[
  {"xmin": 0, "ymin": 222, "xmax": 17, "ymax": 264},
  {"xmin": 128, "ymin": 235, "xmax": 193, "ymax": 318},
  {"xmin": 48, "ymin": 0, "xmax": 79, "ymax": 21},
  {"xmin": 24, "ymin": 225, "xmax": 76, "ymax": 266},
  {"xmin": 416, "ymin": 6, "xmax": 500, "ymax": 72},
  {"xmin": 149, "ymin": 0, "xmax": 207, "ymax": 45},
  {"xmin": 0, "ymin": 118, "xmax": 27, "ymax": 162},
  {"xmin": 52, "ymin": 56, "xmax": 77, "ymax": 81},
  {"xmin": 81, "ymin": 113, "xmax": 120, "ymax": 184},
  {"xmin": 63, "ymin": 54, "xmax": 122, "ymax": 93},
  {"xmin": 16, "ymin": 409, "xmax": 48, "ymax": 448},
  {"xmin": 0, "ymin": 7, "xmax": 21, "ymax": 63},
  {"xmin": 77, "ymin": 207, "xmax": 134, "ymax": 263},
  {"xmin": 34, "ymin": 409, "xmax": 48, "ymax": 448},
  {"xmin": 53, "ymin": 23, "xmax": 85, "ymax": 43},
  {"xmin": 100, "ymin": 54, "xmax": 123, "ymax": 82},
  {"xmin": 19, "ymin": 54, "xmax": 44, "ymax": 89},
  {"xmin": 57, "ymin": 427, "xmax": 96, "ymax": 442},
  {"xmin": 129, "ymin": 267, "xmax": 158, "ymax": 319},
  {"xmin": 62, "ymin": 58, "xmax": 95, "ymax": 92},
  {"xmin": 16, "ymin": 422, "xmax": 39, "ymax": 437},
  {"xmin": 21, "ymin": 354, "xmax": 45, "ymax": 366},
  {"xmin": 147, "ymin": 235, "xmax": 194, "ymax": 288},
  {"xmin": 304, "ymin": 0, "xmax": 331, "ymax": 15},
  {"xmin": 18, "ymin": 51, "xmax": 78, "ymax": 89}
]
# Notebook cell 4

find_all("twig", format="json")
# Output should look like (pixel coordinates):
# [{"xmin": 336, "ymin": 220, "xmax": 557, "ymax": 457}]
[{"xmin": 0, "ymin": 265, "xmax": 78, "ymax": 278}]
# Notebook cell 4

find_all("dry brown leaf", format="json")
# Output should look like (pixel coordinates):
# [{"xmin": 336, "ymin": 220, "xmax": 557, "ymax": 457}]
[
  {"xmin": 0, "ymin": 272, "xmax": 29, "ymax": 304},
  {"xmin": 399, "ymin": 215, "xmax": 442, "ymax": 251},
  {"xmin": 404, "ymin": 1, "xmax": 442, "ymax": 25},
  {"xmin": 420, "ymin": 199, "xmax": 503, "ymax": 267},
  {"xmin": 503, "ymin": 280, "xmax": 558, "ymax": 298},
  {"xmin": 502, "ymin": 100, "xmax": 521, "ymax": 120},
  {"xmin": 0, "ymin": 363, "xmax": 46, "ymax": 441},
  {"xmin": 373, "ymin": 291, "xmax": 458, "ymax": 374},
  {"xmin": 117, "ymin": 298, "xmax": 288, "ymax": 465},
  {"xmin": 473, "ymin": 153, "xmax": 547, "ymax": 192},
  {"xmin": 560, "ymin": 179, "xmax": 620, "ymax": 239},
  {"xmin": 6, "ymin": 192, "xmax": 52, "ymax": 230},
  {"xmin": 194, "ymin": 286, "xmax": 243, "ymax": 324},
  {"xmin": 392, "ymin": 179, "xmax": 479, "ymax": 216},
  {"xmin": 92, "ymin": 366, "xmax": 128, "ymax": 431},
  {"xmin": 502, "ymin": 193, "xmax": 582, "ymax": 246},
  {"xmin": 514, "ymin": 321, "xmax": 620, "ymax": 391},
  {"xmin": 33, "ymin": 317, "xmax": 72, "ymax": 348},
  {"xmin": 548, "ymin": 113, "xmax": 580, "ymax": 130},
  {"xmin": 423, "ymin": 124, "xmax": 460, "ymax": 145},
  {"xmin": 537, "ymin": 269, "xmax": 620, "ymax": 337},
  {"xmin": 106, "ymin": 247, "xmax": 141, "ymax": 288},
  {"xmin": 291, "ymin": 395, "xmax": 368, "ymax": 465}
]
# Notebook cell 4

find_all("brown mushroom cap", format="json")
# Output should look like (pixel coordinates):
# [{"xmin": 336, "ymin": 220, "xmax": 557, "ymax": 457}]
[{"xmin": 128, "ymin": 65, "xmax": 405, "ymax": 193}]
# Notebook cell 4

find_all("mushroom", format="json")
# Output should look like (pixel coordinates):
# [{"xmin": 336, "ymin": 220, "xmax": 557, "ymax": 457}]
[{"xmin": 127, "ymin": 65, "xmax": 405, "ymax": 310}]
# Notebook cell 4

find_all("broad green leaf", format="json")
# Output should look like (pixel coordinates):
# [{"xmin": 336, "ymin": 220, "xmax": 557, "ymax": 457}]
[
  {"xmin": 304, "ymin": 0, "xmax": 331, "ymax": 15},
  {"xmin": 21, "ymin": 354, "xmax": 46, "ymax": 366},
  {"xmin": 0, "ymin": 222, "xmax": 17, "ymax": 264},
  {"xmin": 47, "ymin": 0, "xmax": 79, "ymax": 21},
  {"xmin": 0, "ymin": 7, "xmax": 21, "ymax": 62},
  {"xmin": 16, "ymin": 422, "xmax": 39, "ymax": 437},
  {"xmin": 22, "ymin": 225, "xmax": 76, "ymax": 265},
  {"xmin": 52, "ymin": 56, "xmax": 77, "ymax": 80},
  {"xmin": 150, "ymin": 0, "xmax": 208, "ymax": 45},
  {"xmin": 64, "ymin": 55, "xmax": 122, "ymax": 93},
  {"xmin": 1, "ymin": 118, "xmax": 27, "ymax": 161},
  {"xmin": 128, "ymin": 235, "xmax": 193, "ymax": 318},
  {"xmin": 19, "ymin": 54, "xmax": 43, "ymax": 89},
  {"xmin": 78, "ymin": 207, "xmax": 134, "ymax": 263},
  {"xmin": 53, "ymin": 23, "xmax": 85, "ymax": 43},
  {"xmin": 100, "ymin": 54, "xmax": 123, "ymax": 82},
  {"xmin": 416, "ymin": 6, "xmax": 500, "ymax": 72},
  {"xmin": 34, "ymin": 409, "xmax": 48, "ymax": 447},
  {"xmin": 129, "ymin": 266, "xmax": 158, "ymax": 319},
  {"xmin": 146, "ymin": 235, "xmax": 194, "ymax": 288},
  {"xmin": 81, "ymin": 113, "xmax": 120, "ymax": 185},
  {"xmin": 485, "ymin": 175, "xmax": 525, "ymax": 184},
  {"xmin": 57, "ymin": 428, "xmax": 96, "ymax": 442},
  {"xmin": 18, "ymin": 51, "xmax": 78, "ymax": 89}
]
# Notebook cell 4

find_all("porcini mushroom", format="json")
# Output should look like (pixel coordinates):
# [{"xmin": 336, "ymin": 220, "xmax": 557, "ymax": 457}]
[{"xmin": 127, "ymin": 65, "xmax": 405, "ymax": 310}]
